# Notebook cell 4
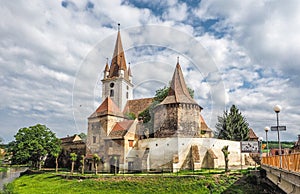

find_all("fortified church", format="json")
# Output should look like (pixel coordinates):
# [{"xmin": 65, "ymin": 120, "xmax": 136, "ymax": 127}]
[{"xmin": 86, "ymin": 27, "xmax": 250, "ymax": 173}]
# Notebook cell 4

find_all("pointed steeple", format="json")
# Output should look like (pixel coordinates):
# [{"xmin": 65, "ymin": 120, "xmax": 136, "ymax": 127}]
[
  {"xmin": 108, "ymin": 24, "xmax": 129, "ymax": 81},
  {"xmin": 161, "ymin": 60, "xmax": 199, "ymax": 106}
]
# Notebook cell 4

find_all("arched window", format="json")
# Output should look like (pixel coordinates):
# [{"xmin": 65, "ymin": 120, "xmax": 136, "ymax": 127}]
[{"xmin": 110, "ymin": 89, "xmax": 114, "ymax": 97}]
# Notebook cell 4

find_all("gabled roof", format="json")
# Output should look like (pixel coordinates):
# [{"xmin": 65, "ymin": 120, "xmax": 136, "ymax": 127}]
[
  {"xmin": 107, "ymin": 29, "xmax": 129, "ymax": 81},
  {"xmin": 199, "ymin": 115, "xmax": 212, "ymax": 132},
  {"xmin": 89, "ymin": 97, "xmax": 123, "ymax": 118},
  {"xmin": 123, "ymin": 98, "xmax": 153, "ymax": 117},
  {"xmin": 109, "ymin": 120, "xmax": 134, "ymax": 138},
  {"xmin": 160, "ymin": 62, "xmax": 201, "ymax": 107},
  {"xmin": 60, "ymin": 134, "xmax": 82, "ymax": 144},
  {"xmin": 248, "ymin": 128, "xmax": 258, "ymax": 140}
]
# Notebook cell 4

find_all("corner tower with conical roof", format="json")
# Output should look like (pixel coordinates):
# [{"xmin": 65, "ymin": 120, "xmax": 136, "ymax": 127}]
[
  {"xmin": 102, "ymin": 24, "xmax": 133, "ymax": 111},
  {"xmin": 153, "ymin": 61, "xmax": 203, "ymax": 138}
]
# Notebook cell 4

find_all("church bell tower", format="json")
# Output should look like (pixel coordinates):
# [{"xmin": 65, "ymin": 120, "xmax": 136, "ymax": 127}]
[{"xmin": 102, "ymin": 24, "xmax": 133, "ymax": 111}]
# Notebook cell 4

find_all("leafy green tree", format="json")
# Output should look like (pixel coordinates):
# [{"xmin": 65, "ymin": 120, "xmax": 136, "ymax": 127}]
[
  {"xmin": 9, "ymin": 124, "xmax": 60, "ymax": 169},
  {"xmin": 93, "ymin": 154, "xmax": 100, "ymax": 175},
  {"xmin": 51, "ymin": 145, "xmax": 61, "ymax": 173},
  {"xmin": 78, "ymin": 132, "xmax": 87, "ymax": 142},
  {"xmin": 125, "ymin": 112, "xmax": 136, "ymax": 120},
  {"xmin": 153, "ymin": 86, "xmax": 194, "ymax": 102},
  {"xmin": 70, "ymin": 152, "xmax": 77, "ymax": 174},
  {"xmin": 215, "ymin": 105, "xmax": 249, "ymax": 141}
]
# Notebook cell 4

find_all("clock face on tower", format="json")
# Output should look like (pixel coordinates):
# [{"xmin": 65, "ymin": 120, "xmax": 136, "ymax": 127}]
[{"xmin": 110, "ymin": 83, "xmax": 114, "ymax": 88}]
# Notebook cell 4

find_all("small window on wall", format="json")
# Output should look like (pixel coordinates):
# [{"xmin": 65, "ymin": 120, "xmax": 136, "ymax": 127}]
[
  {"xmin": 129, "ymin": 140, "xmax": 134, "ymax": 147},
  {"xmin": 110, "ymin": 89, "xmax": 114, "ymax": 97},
  {"xmin": 126, "ymin": 92, "xmax": 128, "ymax": 99},
  {"xmin": 93, "ymin": 136, "xmax": 96, "ymax": 143},
  {"xmin": 109, "ymin": 141, "xmax": 113, "ymax": 147}
]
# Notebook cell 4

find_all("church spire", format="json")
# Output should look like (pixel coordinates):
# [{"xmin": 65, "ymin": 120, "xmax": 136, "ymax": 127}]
[
  {"xmin": 108, "ymin": 24, "xmax": 129, "ymax": 81},
  {"xmin": 160, "ymin": 60, "xmax": 200, "ymax": 107}
]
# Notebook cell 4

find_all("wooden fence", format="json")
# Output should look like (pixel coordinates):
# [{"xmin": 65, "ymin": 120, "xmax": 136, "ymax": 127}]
[{"xmin": 261, "ymin": 153, "xmax": 300, "ymax": 173}]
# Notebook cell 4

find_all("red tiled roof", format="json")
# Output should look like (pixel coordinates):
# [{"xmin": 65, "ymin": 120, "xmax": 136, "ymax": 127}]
[
  {"xmin": 248, "ymin": 128, "xmax": 258, "ymax": 140},
  {"xmin": 200, "ymin": 115, "xmax": 212, "ymax": 132},
  {"xmin": 123, "ymin": 98, "xmax": 153, "ymax": 116},
  {"xmin": 109, "ymin": 120, "xmax": 134, "ymax": 138},
  {"xmin": 108, "ymin": 30, "xmax": 130, "ymax": 82},
  {"xmin": 160, "ymin": 63, "xmax": 202, "ymax": 109},
  {"xmin": 89, "ymin": 97, "xmax": 123, "ymax": 118}
]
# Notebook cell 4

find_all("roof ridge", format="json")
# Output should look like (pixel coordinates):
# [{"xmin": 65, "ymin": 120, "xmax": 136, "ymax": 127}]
[{"xmin": 94, "ymin": 97, "xmax": 123, "ymax": 116}]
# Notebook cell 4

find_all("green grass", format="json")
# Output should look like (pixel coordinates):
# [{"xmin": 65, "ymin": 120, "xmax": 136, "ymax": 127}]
[
  {"xmin": 3, "ymin": 169, "xmax": 273, "ymax": 194},
  {"xmin": 3, "ymin": 172, "xmax": 243, "ymax": 194},
  {"xmin": 0, "ymin": 167, "xmax": 7, "ymax": 172}
]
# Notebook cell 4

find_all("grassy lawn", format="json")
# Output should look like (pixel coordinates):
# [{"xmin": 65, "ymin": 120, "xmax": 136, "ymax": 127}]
[
  {"xmin": 2, "ymin": 170, "xmax": 272, "ymax": 194},
  {"xmin": 0, "ymin": 167, "xmax": 7, "ymax": 172}
]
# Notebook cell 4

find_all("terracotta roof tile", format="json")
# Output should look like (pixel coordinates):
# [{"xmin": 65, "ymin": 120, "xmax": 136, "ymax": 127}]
[
  {"xmin": 161, "ymin": 63, "xmax": 201, "ymax": 108},
  {"xmin": 89, "ymin": 97, "xmax": 123, "ymax": 118},
  {"xmin": 248, "ymin": 128, "xmax": 258, "ymax": 140},
  {"xmin": 123, "ymin": 98, "xmax": 153, "ymax": 116},
  {"xmin": 108, "ymin": 30, "xmax": 130, "ymax": 82},
  {"xmin": 199, "ymin": 115, "xmax": 212, "ymax": 132},
  {"xmin": 109, "ymin": 120, "xmax": 134, "ymax": 138}
]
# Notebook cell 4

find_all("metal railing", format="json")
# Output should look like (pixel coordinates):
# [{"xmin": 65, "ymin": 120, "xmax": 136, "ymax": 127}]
[{"xmin": 261, "ymin": 153, "xmax": 300, "ymax": 173}]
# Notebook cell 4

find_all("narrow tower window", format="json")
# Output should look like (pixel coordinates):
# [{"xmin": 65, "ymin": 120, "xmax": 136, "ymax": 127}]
[{"xmin": 110, "ymin": 89, "xmax": 114, "ymax": 97}]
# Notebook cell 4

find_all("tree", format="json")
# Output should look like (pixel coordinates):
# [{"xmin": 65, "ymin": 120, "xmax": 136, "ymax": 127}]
[
  {"xmin": 51, "ymin": 144, "xmax": 61, "ymax": 173},
  {"xmin": 125, "ymin": 112, "xmax": 136, "ymax": 120},
  {"xmin": 9, "ymin": 124, "xmax": 60, "ymax": 169},
  {"xmin": 70, "ymin": 152, "xmax": 77, "ymax": 174},
  {"xmin": 93, "ymin": 154, "xmax": 100, "ymax": 175},
  {"xmin": 222, "ymin": 145, "xmax": 230, "ymax": 172},
  {"xmin": 78, "ymin": 133, "xmax": 87, "ymax": 142},
  {"xmin": 80, "ymin": 155, "xmax": 85, "ymax": 174},
  {"xmin": 153, "ymin": 86, "xmax": 194, "ymax": 102},
  {"xmin": 215, "ymin": 105, "xmax": 249, "ymax": 141}
]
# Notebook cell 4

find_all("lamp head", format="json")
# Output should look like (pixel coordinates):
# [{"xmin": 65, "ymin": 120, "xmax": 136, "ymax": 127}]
[
  {"xmin": 264, "ymin": 126, "xmax": 270, "ymax": 132},
  {"xmin": 273, "ymin": 105, "xmax": 282, "ymax": 113}
]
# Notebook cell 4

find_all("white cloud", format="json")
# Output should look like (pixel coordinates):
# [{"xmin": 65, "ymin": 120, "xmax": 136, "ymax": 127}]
[{"xmin": 0, "ymin": 0, "xmax": 299, "ymax": 143}]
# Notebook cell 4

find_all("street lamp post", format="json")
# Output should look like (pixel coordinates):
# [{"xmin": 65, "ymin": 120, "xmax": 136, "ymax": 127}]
[
  {"xmin": 273, "ymin": 105, "xmax": 282, "ymax": 168},
  {"xmin": 264, "ymin": 127, "xmax": 270, "ymax": 156}
]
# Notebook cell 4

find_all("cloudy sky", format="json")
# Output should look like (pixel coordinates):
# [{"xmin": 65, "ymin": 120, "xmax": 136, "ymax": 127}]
[{"xmin": 1, "ymin": 0, "xmax": 300, "ymax": 143}]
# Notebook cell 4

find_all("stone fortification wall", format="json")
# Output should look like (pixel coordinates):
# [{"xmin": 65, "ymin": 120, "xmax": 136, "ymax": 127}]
[{"xmin": 153, "ymin": 104, "xmax": 201, "ymax": 138}]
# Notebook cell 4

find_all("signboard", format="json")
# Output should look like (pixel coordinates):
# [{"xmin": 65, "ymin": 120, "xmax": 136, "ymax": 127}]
[
  {"xmin": 240, "ymin": 141, "xmax": 259, "ymax": 153},
  {"xmin": 270, "ymin": 126, "xmax": 286, "ymax": 131}
]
